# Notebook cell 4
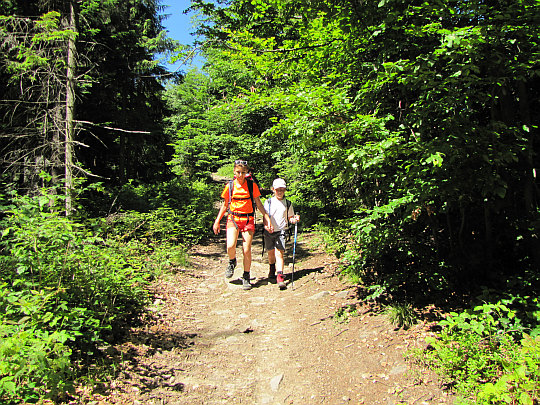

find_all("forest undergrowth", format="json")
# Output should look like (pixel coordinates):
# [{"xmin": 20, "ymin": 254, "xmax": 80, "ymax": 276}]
[
  {"xmin": 316, "ymin": 223, "xmax": 540, "ymax": 404},
  {"xmin": 0, "ymin": 184, "xmax": 538, "ymax": 404},
  {"xmin": 0, "ymin": 179, "xmax": 215, "ymax": 404}
]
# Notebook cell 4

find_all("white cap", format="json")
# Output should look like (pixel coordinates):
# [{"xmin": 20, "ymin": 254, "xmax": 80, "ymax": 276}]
[{"xmin": 272, "ymin": 178, "xmax": 286, "ymax": 189}]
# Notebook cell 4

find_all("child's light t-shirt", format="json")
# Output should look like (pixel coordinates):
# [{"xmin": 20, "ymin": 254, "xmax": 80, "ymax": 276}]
[{"xmin": 264, "ymin": 196, "xmax": 294, "ymax": 231}]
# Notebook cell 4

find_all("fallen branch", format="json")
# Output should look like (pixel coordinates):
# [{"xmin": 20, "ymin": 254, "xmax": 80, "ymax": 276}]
[
  {"xmin": 334, "ymin": 328, "xmax": 348, "ymax": 337},
  {"xmin": 310, "ymin": 315, "xmax": 333, "ymax": 326}
]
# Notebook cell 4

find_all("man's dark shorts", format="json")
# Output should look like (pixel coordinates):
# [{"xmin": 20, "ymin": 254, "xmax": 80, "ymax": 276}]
[{"xmin": 264, "ymin": 230, "xmax": 287, "ymax": 252}]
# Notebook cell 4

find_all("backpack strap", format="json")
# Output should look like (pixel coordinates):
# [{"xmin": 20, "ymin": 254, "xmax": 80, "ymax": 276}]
[
  {"xmin": 247, "ymin": 178, "xmax": 254, "ymax": 213},
  {"xmin": 285, "ymin": 199, "xmax": 291, "ymax": 228},
  {"xmin": 246, "ymin": 178, "xmax": 255, "ymax": 225},
  {"xmin": 227, "ymin": 180, "xmax": 238, "ymax": 229}
]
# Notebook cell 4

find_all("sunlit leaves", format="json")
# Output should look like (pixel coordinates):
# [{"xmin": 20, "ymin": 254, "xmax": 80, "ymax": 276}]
[{"xmin": 183, "ymin": 0, "xmax": 540, "ymax": 284}]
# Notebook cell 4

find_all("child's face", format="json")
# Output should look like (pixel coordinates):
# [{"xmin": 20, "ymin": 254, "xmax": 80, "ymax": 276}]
[
  {"xmin": 274, "ymin": 187, "xmax": 286, "ymax": 199},
  {"xmin": 234, "ymin": 166, "xmax": 248, "ymax": 180}
]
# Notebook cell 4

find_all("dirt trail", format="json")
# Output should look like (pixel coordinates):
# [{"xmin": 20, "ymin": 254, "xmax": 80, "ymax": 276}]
[{"xmin": 90, "ymin": 227, "xmax": 454, "ymax": 404}]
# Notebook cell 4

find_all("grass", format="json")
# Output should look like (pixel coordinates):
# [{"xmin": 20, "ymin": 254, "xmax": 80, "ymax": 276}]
[
  {"xmin": 385, "ymin": 303, "xmax": 417, "ymax": 329},
  {"xmin": 215, "ymin": 165, "xmax": 233, "ymax": 178}
]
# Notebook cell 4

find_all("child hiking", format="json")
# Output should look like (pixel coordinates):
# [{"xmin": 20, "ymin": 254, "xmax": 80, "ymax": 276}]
[
  {"xmin": 263, "ymin": 178, "xmax": 300, "ymax": 290},
  {"xmin": 213, "ymin": 160, "xmax": 273, "ymax": 290}
]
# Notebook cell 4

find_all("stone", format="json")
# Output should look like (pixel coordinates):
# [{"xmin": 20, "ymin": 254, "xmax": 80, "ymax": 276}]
[
  {"xmin": 335, "ymin": 290, "xmax": 349, "ymax": 299},
  {"xmin": 390, "ymin": 364, "xmax": 408, "ymax": 375},
  {"xmin": 309, "ymin": 291, "xmax": 330, "ymax": 300},
  {"xmin": 270, "ymin": 373, "xmax": 284, "ymax": 391}
]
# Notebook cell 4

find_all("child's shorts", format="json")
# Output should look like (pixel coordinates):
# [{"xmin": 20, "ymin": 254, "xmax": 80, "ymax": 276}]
[
  {"xmin": 264, "ymin": 230, "xmax": 287, "ymax": 252},
  {"xmin": 227, "ymin": 215, "xmax": 256, "ymax": 233}
]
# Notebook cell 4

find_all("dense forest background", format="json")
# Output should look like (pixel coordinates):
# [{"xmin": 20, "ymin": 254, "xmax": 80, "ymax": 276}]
[{"xmin": 0, "ymin": 0, "xmax": 539, "ymax": 403}]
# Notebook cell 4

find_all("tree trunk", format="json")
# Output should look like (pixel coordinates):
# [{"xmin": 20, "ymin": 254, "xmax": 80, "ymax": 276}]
[
  {"xmin": 517, "ymin": 80, "xmax": 540, "ymax": 268},
  {"xmin": 64, "ymin": 0, "xmax": 77, "ymax": 215}
]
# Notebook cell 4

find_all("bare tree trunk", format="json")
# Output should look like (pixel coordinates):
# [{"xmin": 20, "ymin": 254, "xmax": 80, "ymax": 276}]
[
  {"xmin": 483, "ymin": 201, "xmax": 493, "ymax": 274},
  {"xmin": 64, "ymin": 0, "xmax": 77, "ymax": 215},
  {"xmin": 517, "ymin": 80, "xmax": 540, "ymax": 268}
]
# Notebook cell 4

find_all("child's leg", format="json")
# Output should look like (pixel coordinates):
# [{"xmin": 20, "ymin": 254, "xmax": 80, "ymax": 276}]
[
  {"xmin": 267, "ymin": 248, "xmax": 276, "ymax": 265},
  {"xmin": 275, "ymin": 248, "xmax": 287, "ymax": 290},
  {"xmin": 224, "ymin": 226, "xmax": 240, "ymax": 278},
  {"xmin": 265, "ymin": 232, "xmax": 277, "ymax": 278},
  {"xmin": 275, "ymin": 248, "xmax": 285, "ymax": 274},
  {"xmin": 241, "ymin": 230, "xmax": 254, "ymax": 273},
  {"xmin": 226, "ymin": 226, "xmax": 240, "ymax": 259}
]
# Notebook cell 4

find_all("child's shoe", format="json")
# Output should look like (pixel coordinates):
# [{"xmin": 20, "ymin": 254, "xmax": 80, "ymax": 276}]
[
  {"xmin": 277, "ymin": 273, "xmax": 286, "ymax": 290},
  {"xmin": 268, "ymin": 268, "xmax": 276, "ymax": 280},
  {"xmin": 242, "ymin": 277, "xmax": 252, "ymax": 290},
  {"xmin": 225, "ymin": 260, "xmax": 236, "ymax": 278}
]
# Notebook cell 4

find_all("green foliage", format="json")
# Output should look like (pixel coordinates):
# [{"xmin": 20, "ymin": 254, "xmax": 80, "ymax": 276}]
[
  {"xmin": 100, "ymin": 178, "xmax": 218, "ymax": 245},
  {"xmin": 385, "ymin": 303, "xmax": 417, "ymax": 329},
  {"xmin": 164, "ymin": 55, "xmax": 284, "ymax": 186},
  {"xmin": 312, "ymin": 222, "xmax": 349, "ymax": 258},
  {"xmin": 216, "ymin": 164, "xmax": 234, "ymax": 178},
  {"xmin": 333, "ymin": 304, "xmax": 358, "ymax": 324},
  {"xmin": 2, "ymin": 190, "xmax": 151, "ymax": 331},
  {"xmin": 0, "ymin": 190, "xmax": 158, "ymax": 402},
  {"xmin": 0, "ymin": 11, "xmax": 73, "ymax": 76},
  {"xmin": 414, "ymin": 299, "xmax": 540, "ymax": 403},
  {"xmin": 187, "ymin": 0, "xmax": 540, "ymax": 301},
  {"xmin": 0, "ymin": 285, "xmax": 73, "ymax": 402},
  {"xmin": 477, "ymin": 335, "xmax": 540, "ymax": 405}
]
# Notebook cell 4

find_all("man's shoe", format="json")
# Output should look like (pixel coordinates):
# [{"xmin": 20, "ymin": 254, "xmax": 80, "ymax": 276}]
[
  {"xmin": 242, "ymin": 277, "xmax": 252, "ymax": 290},
  {"xmin": 225, "ymin": 261, "xmax": 236, "ymax": 278},
  {"xmin": 277, "ymin": 273, "xmax": 286, "ymax": 290},
  {"xmin": 268, "ymin": 268, "xmax": 276, "ymax": 280}
]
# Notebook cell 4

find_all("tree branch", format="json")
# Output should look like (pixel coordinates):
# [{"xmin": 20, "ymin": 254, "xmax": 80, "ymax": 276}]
[{"xmin": 75, "ymin": 120, "xmax": 151, "ymax": 134}]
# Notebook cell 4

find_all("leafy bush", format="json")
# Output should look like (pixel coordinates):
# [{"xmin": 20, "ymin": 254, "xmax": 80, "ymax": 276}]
[
  {"xmin": 414, "ymin": 300, "xmax": 540, "ymax": 403},
  {"xmin": 0, "ymin": 284, "xmax": 73, "ymax": 402},
  {"xmin": 477, "ymin": 334, "xmax": 540, "ymax": 405},
  {"xmin": 339, "ymin": 194, "xmax": 454, "ymax": 305},
  {"xmin": 0, "ymin": 190, "xmax": 156, "ymax": 401},
  {"xmin": 2, "ymin": 192, "xmax": 151, "ymax": 331},
  {"xmin": 101, "ymin": 178, "xmax": 218, "ymax": 244}
]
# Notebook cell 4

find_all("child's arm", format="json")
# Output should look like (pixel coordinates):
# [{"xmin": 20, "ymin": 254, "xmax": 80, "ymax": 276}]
[
  {"xmin": 288, "ymin": 204, "xmax": 300, "ymax": 224},
  {"xmin": 255, "ymin": 197, "xmax": 273, "ymax": 233},
  {"xmin": 213, "ymin": 199, "xmax": 228, "ymax": 234},
  {"xmin": 262, "ymin": 200, "xmax": 269, "ymax": 228}
]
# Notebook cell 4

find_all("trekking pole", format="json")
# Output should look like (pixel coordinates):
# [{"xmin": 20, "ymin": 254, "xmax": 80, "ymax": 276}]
[{"xmin": 291, "ymin": 221, "xmax": 298, "ymax": 289}]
